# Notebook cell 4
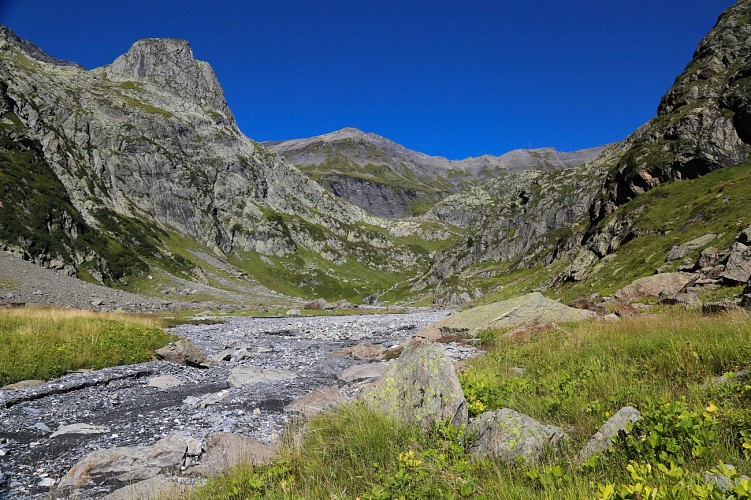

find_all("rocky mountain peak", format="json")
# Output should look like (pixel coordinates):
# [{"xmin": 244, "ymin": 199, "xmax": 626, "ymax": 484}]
[
  {"xmin": 0, "ymin": 25, "xmax": 81, "ymax": 68},
  {"xmin": 105, "ymin": 37, "xmax": 232, "ymax": 116}
]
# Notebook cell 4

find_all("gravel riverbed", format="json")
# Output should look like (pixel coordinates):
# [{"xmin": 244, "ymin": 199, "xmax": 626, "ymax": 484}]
[{"xmin": 0, "ymin": 311, "xmax": 478, "ymax": 499}]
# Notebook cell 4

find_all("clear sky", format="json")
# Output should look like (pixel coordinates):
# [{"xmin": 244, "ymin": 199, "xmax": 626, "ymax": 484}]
[{"xmin": 0, "ymin": 0, "xmax": 736, "ymax": 159}]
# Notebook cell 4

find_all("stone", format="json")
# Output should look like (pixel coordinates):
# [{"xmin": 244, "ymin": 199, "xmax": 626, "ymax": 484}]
[
  {"xmin": 359, "ymin": 341, "xmax": 467, "ymax": 429},
  {"xmin": 183, "ymin": 390, "xmax": 229, "ymax": 408},
  {"xmin": 666, "ymin": 234, "xmax": 717, "ymax": 261},
  {"xmin": 659, "ymin": 292, "xmax": 700, "ymax": 307},
  {"xmin": 38, "ymin": 477, "xmax": 55, "ymax": 487},
  {"xmin": 720, "ymin": 242, "xmax": 751, "ymax": 283},
  {"xmin": 738, "ymin": 225, "xmax": 751, "ymax": 245},
  {"xmin": 577, "ymin": 406, "xmax": 641, "ymax": 462},
  {"xmin": 1, "ymin": 379, "xmax": 45, "ymax": 390},
  {"xmin": 227, "ymin": 366, "xmax": 298, "ymax": 387},
  {"xmin": 284, "ymin": 386, "xmax": 346, "ymax": 418},
  {"xmin": 703, "ymin": 464, "xmax": 750, "ymax": 493},
  {"xmin": 431, "ymin": 292, "xmax": 596, "ymax": 335},
  {"xmin": 338, "ymin": 362, "xmax": 390, "ymax": 383},
  {"xmin": 333, "ymin": 299, "xmax": 357, "ymax": 309},
  {"xmin": 702, "ymin": 301, "xmax": 743, "ymax": 315},
  {"xmin": 331, "ymin": 342, "xmax": 388, "ymax": 361},
  {"xmin": 614, "ymin": 272, "xmax": 696, "ymax": 301},
  {"xmin": 146, "ymin": 375, "xmax": 183, "ymax": 390},
  {"xmin": 59, "ymin": 432, "xmax": 189, "ymax": 488},
  {"xmin": 285, "ymin": 309, "xmax": 301, "ymax": 316},
  {"xmin": 567, "ymin": 298, "xmax": 607, "ymax": 315},
  {"xmin": 713, "ymin": 369, "xmax": 749, "ymax": 386},
  {"xmin": 155, "ymin": 339, "xmax": 213, "ymax": 368},
  {"xmin": 187, "ymin": 432, "xmax": 276, "ymax": 478},
  {"xmin": 33, "ymin": 422, "xmax": 51, "ymax": 433},
  {"xmin": 467, "ymin": 409, "xmax": 569, "ymax": 463},
  {"xmin": 102, "ymin": 474, "xmax": 192, "ymax": 500},
  {"xmin": 51, "ymin": 423, "xmax": 110, "ymax": 438}
]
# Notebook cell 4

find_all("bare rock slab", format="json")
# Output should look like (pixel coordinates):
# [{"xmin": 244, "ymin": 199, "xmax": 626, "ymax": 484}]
[
  {"xmin": 227, "ymin": 366, "xmax": 298, "ymax": 387},
  {"xmin": 51, "ymin": 423, "xmax": 111, "ymax": 438},
  {"xmin": 284, "ymin": 385, "xmax": 346, "ymax": 418},
  {"xmin": 577, "ymin": 406, "xmax": 641, "ymax": 462},
  {"xmin": 156, "ymin": 339, "xmax": 213, "ymax": 368},
  {"xmin": 147, "ymin": 375, "xmax": 183, "ymax": 390},
  {"xmin": 614, "ymin": 272, "xmax": 696, "ymax": 301},
  {"xmin": 431, "ymin": 292, "xmax": 596, "ymax": 335},
  {"xmin": 59, "ymin": 432, "xmax": 189, "ymax": 489},
  {"xmin": 338, "ymin": 362, "xmax": 390, "ymax": 383},
  {"xmin": 359, "ymin": 341, "xmax": 467, "ymax": 429},
  {"xmin": 468, "ymin": 409, "xmax": 569, "ymax": 463},
  {"xmin": 187, "ymin": 432, "xmax": 277, "ymax": 478},
  {"xmin": 102, "ymin": 474, "xmax": 192, "ymax": 500}
]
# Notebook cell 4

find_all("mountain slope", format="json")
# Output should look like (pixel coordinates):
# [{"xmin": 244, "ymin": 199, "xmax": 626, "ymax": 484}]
[{"xmin": 264, "ymin": 127, "xmax": 605, "ymax": 217}]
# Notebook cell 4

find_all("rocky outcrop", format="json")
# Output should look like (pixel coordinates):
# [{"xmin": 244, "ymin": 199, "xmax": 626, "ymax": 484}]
[
  {"xmin": 467, "ymin": 409, "xmax": 569, "ymax": 462},
  {"xmin": 359, "ymin": 341, "xmax": 467, "ymax": 429}
]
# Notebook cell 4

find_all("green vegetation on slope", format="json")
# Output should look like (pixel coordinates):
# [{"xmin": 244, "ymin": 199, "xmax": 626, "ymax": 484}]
[
  {"xmin": 0, "ymin": 306, "xmax": 176, "ymax": 386},
  {"xmin": 198, "ymin": 310, "xmax": 751, "ymax": 498}
]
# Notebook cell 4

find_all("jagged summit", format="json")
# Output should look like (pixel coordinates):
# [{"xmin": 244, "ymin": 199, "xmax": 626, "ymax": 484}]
[{"xmin": 0, "ymin": 25, "xmax": 81, "ymax": 68}]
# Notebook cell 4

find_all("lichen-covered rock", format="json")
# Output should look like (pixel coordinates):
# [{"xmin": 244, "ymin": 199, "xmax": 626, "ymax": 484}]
[
  {"xmin": 359, "ymin": 341, "xmax": 467, "ymax": 429},
  {"xmin": 155, "ymin": 339, "xmax": 213, "ymax": 368},
  {"xmin": 577, "ymin": 406, "xmax": 641, "ymax": 462},
  {"xmin": 467, "ymin": 409, "xmax": 569, "ymax": 462}
]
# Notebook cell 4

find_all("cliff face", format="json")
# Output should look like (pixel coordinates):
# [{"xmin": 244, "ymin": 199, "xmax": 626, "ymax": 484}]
[{"xmin": 265, "ymin": 127, "xmax": 605, "ymax": 217}]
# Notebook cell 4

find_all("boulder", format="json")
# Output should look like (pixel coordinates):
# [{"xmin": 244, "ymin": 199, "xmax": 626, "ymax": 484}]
[
  {"xmin": 51, "ymin": 423, "xmax": 111, "ymax": 438},
  {"xmin": 187, "ymin": 432, "xmax": 276, "ymax": 478},
  {"xmin": 702, "ymin": 301, "xmax": 743, "ymax": 315},
  {"xmin": 697, "ymin": 247, "xmax": 720, "ymax": 269},
  {"xmin": 467, "ymin": 409, "xmax": 569, "ymax": 463},
  {"xmin": 146, "ymin": 375, "xmax": 183, "ymax": 390},
  {"xmin": 333, "ymin": 300, "xmax": 357, "ymax": 309},
  {"xmin": 431, "ymin": 292, "xmax": 596, "ymax": 335},
  {"xmin": 227, "ymin": 366, "xmax": 298, "ymax": 387},
  {"xmin": 720, "ymin": 242, "xmax": 751, "ymax": 283},
  {"xmin": 183, "ymin": 390, "xmax": 230, "ymax": 408},
  {"xmin": 331, "ymin": 342, "xmax": 388, "ymax": 361},
  {"xmin": 359, "ymin": 341, "xmax": 467, "ymax": 429},
  {"xmin": 284, "ymin": 386, "xmax": 346, "ymax": 418},
  {"xmin": 59, "ymin": 432, "xmax": 189, "ymax": 488},
  {"xmin": 577, "ymin": 406, "xmax": 641, "ymax": 462},
  {"xmin": 666, "ymin": 234, "xmax": 717, "ymax": 261},
  {"xmin": 1, "ymin": 379, "xmax": 45, "ymax": 390},
  {"xmin": 338, "ymin": 362, "xmax": 390, "ymax": 383},
  {"xmin": 614, "ymin": 272, "xmax": 696, "ymax": 301},
  {"xmin": 703, "ymin": 464, "xmax": 750, "ymax": 493},
  {"xmin": 155, "ymin": 339, "xmax": 213, "ymax": 369},
  {"xmin": 102, "ymin": 474, "xmax": 191, "ymax": 500}
]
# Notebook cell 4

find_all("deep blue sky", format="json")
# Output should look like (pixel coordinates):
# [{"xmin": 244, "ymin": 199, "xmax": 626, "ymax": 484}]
[{"xmin": 0, "ymin": 1, "xmax": 735, "ymax": 159}]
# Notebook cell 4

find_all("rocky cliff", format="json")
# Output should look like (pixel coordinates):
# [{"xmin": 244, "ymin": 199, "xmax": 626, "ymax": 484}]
[{"xmin": 265, "ymin": 127, "xmax": 605, "ymax": 217}]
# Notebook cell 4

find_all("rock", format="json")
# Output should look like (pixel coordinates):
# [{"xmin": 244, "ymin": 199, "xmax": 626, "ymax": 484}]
[
  {"xmin": 702, "ymin": 301, "xmax": 743, "ymax": 315},
  {"xmin": 38, "ymin": 477, "xmax": 56, "ymax": 488},
  {"xmin": 33, "ymin": 422, "xmax": 51, "ymax": 433},
  {"xmin": 155, "ymin": 339, "xmax": 213, "ymax": 368},
  {"xmin": 338, "ymin": 362, "xmax": 390, "ymax": 383},
  {"xmin": 714, "ymin": 369, "xmax": 749, "ymax": 386},
  {"xmin": 431, "ymin": 292, "xmax": 596, "ymax": 335},
  {"xmin": 703, "ymin": 464, "xmax": 750, "ymax": 493},
  {"xmin": 284, "ymin": 386, "xmax": 346, "ymax": 418},
  {"xmin": 666, "ymin": 234, "xmax": 717, "ymax": 261},
  {"xmin": 567, "ymin": 298, "xmax": 607, "ymax": 315},
  {"xmin": 285, "ymin": 309, "xmax": 301, "ymax": 316},
  {"xmin": 414, "ymin": 326, "xmax": 444, "ymax": 341},
  {"xmin": 146, "ymin": 375, "xmax": 183, "ymax": 390},
  {"xmin": 721, "ymin": 242, "xmax": 751, "ymax": 283},
  {"xmin": 102, "ymin": 474, "xmax": 191, "ymax": 500},
  {"xmin": 614, "ymin": 272, "xmax": 696, "ymax": 301},
  {"xmin": 183, "ymin": 390, "xmax": 229, "ymax": 408},
  {"xmin": 659, "ymin": 292, "xmax": 700, "ymax": 307},
  {"xmin": 227, "ymin": 366, "xmax": 298, "ymax": 387},
  {"xmin": 698, "ymin": 246, "xmax": 720, "ymax": 269},
  {"xmin": 359, "ymin": 341, "xmax": 467, "ymax": 429},
  {"xmin": 59, "ymin": 432, "xmax": 189, "ymax": 488},
  {"xmin": 90, "ymin": 298, "xmax": 105, "ymax": 306},
  {"xmin": 331, "ymin": 342, "xmax": 388, "ymax": 361},
  {"xmin": 467, "ymin": 409, "xmax": 569, "ymax": 463},
  {"xmin": 738, "ymin": 225, "xmax": 751, "ymax": 245},
  {"xmin": 1, "ymin": 379, "xmax": 46, "ymax": 390},
  {"xmin": 51, "ymin": 423, "xmax": 110, "ymax": 438},
  {"xmin": 741, "ymin": 294, "xmax": 751, "ymax": 311},
  {"xmin": 304, "ymin": 298, "xmax": 334, "ymax": 310},
  {"xmin": 187, "ymin": 432, "xmax": 276, "ymax": 478},
  {"xmin": 577, "ymin": 406, "xmax": 641, "ymax": 462},
  {"xmin": 365, "ymin": 294, "xmax": 379, "ymax": 305}
]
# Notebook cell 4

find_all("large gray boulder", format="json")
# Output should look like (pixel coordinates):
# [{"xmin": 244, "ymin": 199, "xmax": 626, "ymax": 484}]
[
  {"xmin": 155, "ymin": 339, "xmax": 213, "ymax": 369},
  {"xmin": 467, "ymin": 409, "xmax": 569, "ymax": 463},
  {"xmin": 614, "ymin": 272, "xmax": 696, "ymax": 301},
  {"xmin": 577, "ymin": 406, "xmax": 641, "ymax": 462},
  {"xmin": 58, "ymin": 432, "xmax": 189, "ymax": 489},
  {"xmin": 721, "ymin": 242, "xmax": 751, "ymax": 283},
  {"xmin": 358, "ymin": 341, "xmax": 467, "ymax": 429}
]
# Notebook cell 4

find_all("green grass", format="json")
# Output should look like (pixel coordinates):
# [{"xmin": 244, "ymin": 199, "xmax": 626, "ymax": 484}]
[
  {"xmin": 197, "ymin": 309, "xmax": 751, "ymax": 499},
  {"xmin": 0, "ymin": 307, "xmax": 177, "ymax": 386}
]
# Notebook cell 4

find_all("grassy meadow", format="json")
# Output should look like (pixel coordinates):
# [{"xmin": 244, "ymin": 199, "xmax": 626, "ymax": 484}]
[
  {"xmin": 0, "ymin": 306, "xmax": 177, "ymax": 386},
  {"xmin": 197, "ymin": 309, "xmax": 751, "ymax": 499}
]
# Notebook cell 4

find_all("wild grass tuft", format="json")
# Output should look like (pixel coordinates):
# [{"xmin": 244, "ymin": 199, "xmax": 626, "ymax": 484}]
[{"xmin": 0, "ymin": 306, "xmax": 177, "ymax": 386}]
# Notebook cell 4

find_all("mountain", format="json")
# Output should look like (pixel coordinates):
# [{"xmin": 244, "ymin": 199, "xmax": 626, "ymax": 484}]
[
  {"xmin": 264, "ymin": 128, "xmax": 605, "ymax": 217},
  {"xmin": 0, "ymin": 29, "xmax": 456, "ymax": 304}
]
